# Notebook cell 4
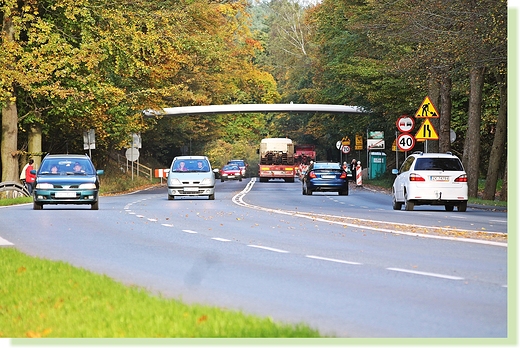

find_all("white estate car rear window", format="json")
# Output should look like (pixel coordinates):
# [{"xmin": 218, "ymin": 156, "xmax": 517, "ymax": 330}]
[{"xmin": 414, "ymin": 158, "xmax": 464, "ymax": 171}]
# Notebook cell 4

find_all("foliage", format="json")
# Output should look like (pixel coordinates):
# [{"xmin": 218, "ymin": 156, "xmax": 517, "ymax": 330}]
[
  {"xmin": 1, "ymin": 0, "xmax": 508, "ymax": 199},
  {"xmin": 204, "ymin": 138, "xmax": 260, "ymax": 176},
  {"xmin": 1, "ymin": 0, "xmax": 280, "ymax": 177},
  {"xmin": 250, "ymin": 0, "xmax": 506, "ymax": 192}
]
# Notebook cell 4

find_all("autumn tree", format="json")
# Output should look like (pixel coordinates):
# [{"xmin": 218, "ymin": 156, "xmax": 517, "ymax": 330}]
[
  {"xmin": 1, "ymin": 0, "xmax": 279, "ymax": 179},
  {"xmin": 294, "ymin": 0, "xmax": 506, "ymax": 197}
]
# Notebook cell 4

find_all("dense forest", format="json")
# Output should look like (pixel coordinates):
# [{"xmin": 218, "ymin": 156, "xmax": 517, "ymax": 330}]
[{"xmin": 0, "ymin": 0, "xmax": 507, "ymax": 199}]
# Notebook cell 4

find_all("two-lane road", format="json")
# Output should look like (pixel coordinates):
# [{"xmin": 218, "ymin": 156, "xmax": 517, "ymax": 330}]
[{"xmin": 0, "ymin": 179, "xmax": 508, "ymax": 337}]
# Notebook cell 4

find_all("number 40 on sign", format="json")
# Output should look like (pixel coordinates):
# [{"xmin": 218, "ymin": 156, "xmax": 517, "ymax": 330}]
[{"xmin": 397, "ymin": 133, "xmax": 415, "ymax": 151}]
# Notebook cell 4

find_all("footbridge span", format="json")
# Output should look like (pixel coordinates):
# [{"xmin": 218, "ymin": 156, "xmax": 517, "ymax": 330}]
[{"xmin": 143, "ymin": 104, "xmax": 367, "ymax": 117}]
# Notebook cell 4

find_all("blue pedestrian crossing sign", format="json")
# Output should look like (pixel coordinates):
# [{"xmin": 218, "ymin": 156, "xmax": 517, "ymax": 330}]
[
  {"xmin": 415, "ymin": 119, "xmax": 439, "ymax": 140},
  {"xmin": 415, "ymin": 96, "xmax": 439, "ymax": 118}
]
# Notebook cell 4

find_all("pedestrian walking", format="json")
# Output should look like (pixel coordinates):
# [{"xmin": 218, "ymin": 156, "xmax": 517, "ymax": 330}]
[
  {"xmin": 20, "ymin": 159, "xmax": 31, "ymax": 185},
  {"xmin": 24, "ymin": 159, "xmax": 36, "ymax": 194},
  {"xmin": 350, "ymin": 158, "xmax": 357, "ymax": 174}
]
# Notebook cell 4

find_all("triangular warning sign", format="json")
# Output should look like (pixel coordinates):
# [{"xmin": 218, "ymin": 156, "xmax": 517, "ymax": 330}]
[
  {"xmin": 415, "ymin": 119, "xmax": 439, "ymax": 140},
  {"xmin": 414, "ymin": 96, "xmax": 439, "ymax": 118}
]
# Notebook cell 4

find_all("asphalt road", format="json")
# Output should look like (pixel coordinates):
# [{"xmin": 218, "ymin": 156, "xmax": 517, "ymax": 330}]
[{"xmin": 0, "ymin": 178, "xmax": 508, "ymax": 338}]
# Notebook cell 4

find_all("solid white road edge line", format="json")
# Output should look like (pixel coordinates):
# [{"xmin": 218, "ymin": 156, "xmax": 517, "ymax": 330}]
[{"xmin": 232, "ymin": 178, "xmax": 507, "ymax": 248}]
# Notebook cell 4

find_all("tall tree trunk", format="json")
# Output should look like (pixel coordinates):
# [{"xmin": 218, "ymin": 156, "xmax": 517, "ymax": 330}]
[
  {"xmin": 482, "ymin": 73, "xmax": 507, "ymax": 200},
  {"xmin": 438, "ymin": 75, "xmax": 452, "ymax": 153},
  {"xmin": 1, "ymin": 102, "xmax": 19, "ymax": 182},
  {"xmin": 1, "ymin": 15, "xmax": 19, "ymax": 182},
  {"xmin": 499, "ymin": 162, "xmax": 507, "ymax": 202},
  {"xmin": 462, "ymin": 66, "xmax": 485, "ymax": 198},
  {"xmin": 28, "ymin": 123, "xmax": 43, "ymax": 169}
]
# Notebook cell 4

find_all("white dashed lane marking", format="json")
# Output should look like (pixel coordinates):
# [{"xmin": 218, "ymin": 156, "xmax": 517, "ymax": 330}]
[
  {"xmin": 118, "ymin": 186, "xmax": 503, "ymax": 287},
  {"xmin": 212, "ymin": 238, "xmax": 231, "ymax": 242},
  {"xmin": 0, "ymin": 237, "xmax": 13, "ymax": 246},
  {"xmin": 247, "ymin": 245, "xmax": 289, "ymax": 253},
  {"xmin": 306, "ymin": 255, "xmax": 362, "ymax": 265},
  {"xmin": 386, "ymin": 268, "xmax": 464, "ymax": 280}
]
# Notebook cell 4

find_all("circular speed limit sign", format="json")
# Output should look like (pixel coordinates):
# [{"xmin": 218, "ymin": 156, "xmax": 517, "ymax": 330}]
[{"xmin": 397, "ymin": 133, "xmax": 415, "ymax": 151}]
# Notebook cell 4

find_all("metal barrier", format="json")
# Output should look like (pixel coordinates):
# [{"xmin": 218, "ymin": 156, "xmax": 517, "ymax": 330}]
[
  {"xmin": 0, "ymin": 181, "xmax": 30, "ymax": 198},
  {"xmin": 113, "ymin": 153, "xmax": 153, "ymax": 181}
]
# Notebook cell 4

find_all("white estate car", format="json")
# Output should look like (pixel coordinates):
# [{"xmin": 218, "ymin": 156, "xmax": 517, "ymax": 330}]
[
  {"xmin": 167, "ymin": 156, "xmax": 215, "ymax": 200},
  {"xmin": 391, "ymin": 152, "xmax": 468, "ymax": 211}
]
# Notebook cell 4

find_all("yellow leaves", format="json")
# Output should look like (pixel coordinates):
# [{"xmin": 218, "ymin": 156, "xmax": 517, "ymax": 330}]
[
  {"xmin": 53, "ymin": 299, "xmax": 64, "ymax": 309},
  {"xmin": 26, "ymin": 327, "xmax": 52, "ymax": 338},
  {"xmin": 197, "ymin": 315, "xmax": 208, "ymax": 324},
  {"xmin": 17, "ymin": 266, "xmax": 26, "ymax": 274}
]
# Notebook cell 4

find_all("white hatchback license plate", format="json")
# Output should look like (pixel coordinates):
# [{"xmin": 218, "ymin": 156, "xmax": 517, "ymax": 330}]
[
  {"xmin": 184, "ymin": 187, "xmax": 199, "ymax": 192},
  {"xmin": 430, "ymin": 176, "xmax": 449, "ymax": 182},
  {"xmin": 55, "ymin": 191, "xmax": 77, "ymax": 198}
]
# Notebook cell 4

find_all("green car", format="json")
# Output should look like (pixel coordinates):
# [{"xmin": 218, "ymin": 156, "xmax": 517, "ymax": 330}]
[{"xmin": 32, "ymin": 154, "xmax": 104, "ymax": 210}]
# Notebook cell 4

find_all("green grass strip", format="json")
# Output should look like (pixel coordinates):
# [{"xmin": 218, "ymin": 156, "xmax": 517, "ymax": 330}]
[{"xmin": 0, "ymin": 248, "xmax": 321, "ymax": 338}]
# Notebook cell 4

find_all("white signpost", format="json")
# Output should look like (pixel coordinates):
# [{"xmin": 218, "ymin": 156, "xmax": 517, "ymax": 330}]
[
  {"xmin": 125, "ymin": 147, "xmax": 140, "ymax": 181},
  {"xmin": 83, "ymin": 129, "xmax": 95, "ymax": 157}
]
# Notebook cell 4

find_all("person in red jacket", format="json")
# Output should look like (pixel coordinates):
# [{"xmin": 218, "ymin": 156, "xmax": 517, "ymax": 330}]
[{"xmin": 25, "ymin": 159, "xmax": 36, "ymax": 194}]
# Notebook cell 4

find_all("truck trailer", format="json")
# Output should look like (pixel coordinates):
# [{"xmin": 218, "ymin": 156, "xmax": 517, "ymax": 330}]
[
  {"xmin": 294, "ymin": 144, "xmax": 316, "ymax": 177},
  {"xmin": 258, "ymin": 138, "xmax": 295, "ymax": 182}
]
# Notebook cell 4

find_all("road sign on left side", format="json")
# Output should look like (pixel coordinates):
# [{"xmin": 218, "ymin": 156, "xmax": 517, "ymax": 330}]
[{"xmin": 125, "ymin": 147, "xmax": 140, "ymax": 162}]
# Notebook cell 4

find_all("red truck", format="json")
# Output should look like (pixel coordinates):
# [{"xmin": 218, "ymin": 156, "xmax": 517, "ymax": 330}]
[
  {"xmin": 294, "ymin": 144, "xmax": 316, "ymax": 178},
  {"xmin": 258, "ymin": 138, "xmax": 295, "ymax": 182}
]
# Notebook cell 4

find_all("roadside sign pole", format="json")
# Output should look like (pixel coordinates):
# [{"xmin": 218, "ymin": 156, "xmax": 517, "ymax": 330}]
[
  {"xmin": 366, "ymin": 128, "xmax": 369, "ymax": 179},
  {"xmin": 131, "ymin": 137, "xmax": 134, "ymax": 181},
  {"xmin": 395, "ymin": 131, "xmax": 398, "ymax": 169}
]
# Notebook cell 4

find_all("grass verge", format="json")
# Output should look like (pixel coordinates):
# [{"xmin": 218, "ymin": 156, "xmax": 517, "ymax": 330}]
[
  {"xmin": 0, "ymin": 196, "xmax": 32, "ymax": 206},
  {"xmin": 0, "ymin": 248, "xmax": 321, "ymax": 338}
]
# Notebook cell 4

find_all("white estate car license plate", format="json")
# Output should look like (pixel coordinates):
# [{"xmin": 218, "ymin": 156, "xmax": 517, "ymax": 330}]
[
  {"xmin": 184, "ymin": 187, "xmax": 199, "ymax": 192},
  {"xmin": 55, "ymin": 191, "xmax": 77, "ymax": 198},
  {"xmin": 430, "ymin": 176, "xmax": 449, "ymax": 182}
]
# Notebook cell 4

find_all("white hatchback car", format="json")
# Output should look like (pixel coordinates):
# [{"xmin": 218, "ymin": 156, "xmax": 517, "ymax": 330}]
[
  {"xmin": 167, "ymin": 156, "xmax": 215, "ymax": 200},
  {"xmin": 391, "ymin": 152, "xmax": 468, "ymax": 211}
]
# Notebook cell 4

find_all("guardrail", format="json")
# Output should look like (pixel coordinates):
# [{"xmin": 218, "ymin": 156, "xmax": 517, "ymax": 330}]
[{"xmin": 0, "ymin": 181, "xmax": 30, "ymax": 198}]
